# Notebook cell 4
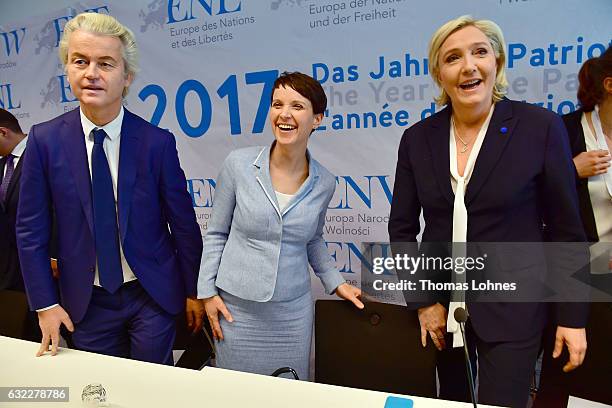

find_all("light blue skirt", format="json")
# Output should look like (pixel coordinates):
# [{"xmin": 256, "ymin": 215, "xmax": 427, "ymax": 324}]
[{"xmin": 215, "ymin": 289, "xmax": 313, "ymax": 380}]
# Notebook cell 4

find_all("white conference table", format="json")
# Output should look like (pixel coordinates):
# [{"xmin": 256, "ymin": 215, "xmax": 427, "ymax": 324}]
[
  {"xmin": 0, "ymin": 336, "xmax": 498, "ymax": 407},
  {"xmin": 568, "ymin": 397, "xmax": 612, "ymax": 408}
]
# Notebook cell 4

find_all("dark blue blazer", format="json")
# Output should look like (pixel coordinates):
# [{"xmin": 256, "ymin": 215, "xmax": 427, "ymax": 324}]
[
  {"xmin": 0, "ymin": 152, "xmax": 24, "ymax": 291},
  {"xmin": 16, "ymin": 108, "xmax": 202, "ymax": 323},
  {"xmin": 563, "ymin": 109, "xmax": 599, "ymax": 243},
  {"xmin": 389, "ymin": 98, "xmax": 588, "ymax": 342}
]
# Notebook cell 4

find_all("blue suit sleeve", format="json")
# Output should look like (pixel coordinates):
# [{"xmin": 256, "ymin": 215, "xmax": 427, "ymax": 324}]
[
  {"xmin": 15, "ymin": 126, "xmax": 58, "ymax": 310},
  {"xmin": 159, "ymin": 133, "xmax": 203, "ymax": 298}
]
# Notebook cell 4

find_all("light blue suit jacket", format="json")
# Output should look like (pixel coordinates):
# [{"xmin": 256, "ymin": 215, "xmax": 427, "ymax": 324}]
[{"xmin": 198, "ymin": 145, "xmax": 345, "ymax": 302}]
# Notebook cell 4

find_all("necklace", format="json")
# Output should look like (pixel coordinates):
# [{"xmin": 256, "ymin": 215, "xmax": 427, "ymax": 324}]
[{"xmin": 452, "ymin": 119, "xmax": 471, "ymax": 154}]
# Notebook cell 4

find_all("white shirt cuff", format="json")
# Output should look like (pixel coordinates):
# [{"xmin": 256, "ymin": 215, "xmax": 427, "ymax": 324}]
[{"xmin": 36, "ymin": 304, "xmax": 59, "ymax": 312}]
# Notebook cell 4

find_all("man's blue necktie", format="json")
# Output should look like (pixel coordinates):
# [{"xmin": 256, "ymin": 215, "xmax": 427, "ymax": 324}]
[
  {"xmin": 0, "ymin": 154, "xmax": 15, "ymax": 204},
  {"xmin": 92, "ymin": 128, "xmax": 123, "ymax": 293}
]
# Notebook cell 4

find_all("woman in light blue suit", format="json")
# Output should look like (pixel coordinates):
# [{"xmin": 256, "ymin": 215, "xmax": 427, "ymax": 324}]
[{"xmin": 198, "ymin": 72, "xmax": 363, "ymax": 379}]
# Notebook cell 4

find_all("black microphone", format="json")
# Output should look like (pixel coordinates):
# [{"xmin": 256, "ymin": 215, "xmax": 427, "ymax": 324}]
[
  {"xmin": 454, "ymin": 306, "xmax": 469, "ymax": 324},
  {"xmin": 454, "ymin": 307, "xmax": 477, "ymax": 408}
]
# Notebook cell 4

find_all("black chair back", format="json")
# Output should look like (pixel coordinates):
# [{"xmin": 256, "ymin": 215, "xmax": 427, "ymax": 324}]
[
  {"xmin": 0, "ymin": 289, "xmax": 29, "ymax": 339},
  {"xmin": 315, "ymin": 300, "xmax": 436, "ymax": 397}
]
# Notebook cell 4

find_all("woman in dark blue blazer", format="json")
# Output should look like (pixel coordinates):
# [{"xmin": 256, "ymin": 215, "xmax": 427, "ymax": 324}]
[
  {"xmin": 388, "ymin": 16, "xmax": 588, "ymax": 407},
  {"xmin": 537, "ymin": 46, "xmax": 612, "ymax": 407},
  {"xmin": 198, "ymin": 72, "xmax": 363, "ymax": 379}
]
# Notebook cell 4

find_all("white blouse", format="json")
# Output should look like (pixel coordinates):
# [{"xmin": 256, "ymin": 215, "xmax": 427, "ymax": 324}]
[
  {"xmin": 581, "ymin": 112, "xmax": 612, "ymax": 274},
  {"xmin": 275, "ymin": 191, "xmax": 294, "ymax": 212},
  {"xmin": 581, "ymin": 112, "xmax": 612, "ymax": 243},
  {"xmin": 447, "ymin": 105, "xmax": 495, "ymax": 347}
]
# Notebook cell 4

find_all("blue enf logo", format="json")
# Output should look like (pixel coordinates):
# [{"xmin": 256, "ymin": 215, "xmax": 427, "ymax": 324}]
[
  {"xmin": 45, "ymin": 6, "xmax": 110, "ymax": 50},
  {"xmin": 168, "ymin": 0, "xmax": 242, "ymax": 24},
  {"xmin": 0, "ymin": 28, "xmax": 26, "ymax": 57},
  {"xmin": 39, "ymin": 75, "xmax": 77, "ymax": 109},
  {"xmin": 330, "ymin": 175, "xmax": 393, "ymax": 210},
  {"xmin": 187, "ymin": 178, "xmax": 216, "ymax": 208},
  {"xmin": 0, "ymin": 84, "xmax": 21, "ymax": 110},
  {"xmin": 34, "ymin": 6, "xmax": 109, "ymax": 55}
]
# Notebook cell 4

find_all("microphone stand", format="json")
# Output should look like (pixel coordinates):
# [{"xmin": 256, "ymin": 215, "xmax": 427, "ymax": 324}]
[{"xmin": 455, "ymin": 308, "xmax": 477, "ymax": 408}]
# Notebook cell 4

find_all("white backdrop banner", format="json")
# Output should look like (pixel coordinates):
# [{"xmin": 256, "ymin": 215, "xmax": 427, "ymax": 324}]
[{"xmin": 1, "ymin": 0, "xmax": 611, "ymax": 300}]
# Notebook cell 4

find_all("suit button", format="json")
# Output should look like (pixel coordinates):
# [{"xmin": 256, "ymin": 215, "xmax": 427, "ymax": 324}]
[{"xmin": 90, "ymin": 267, "xmax": 95, "ymax": 272}]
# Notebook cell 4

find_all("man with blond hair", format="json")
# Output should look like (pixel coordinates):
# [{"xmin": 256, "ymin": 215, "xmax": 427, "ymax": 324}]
[{"xmin": 16, "ymin": 12, "xmax": 203, "ymax": 364}]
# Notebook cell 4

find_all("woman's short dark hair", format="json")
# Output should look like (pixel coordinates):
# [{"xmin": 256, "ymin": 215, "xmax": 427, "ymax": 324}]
[
  {"xmin": 578, "ymin": 46, "xmax": 612, "ymax": 112},
  {"xmin": 271, "ymin": 71, "xmax": 327, "ymax": 115}
]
